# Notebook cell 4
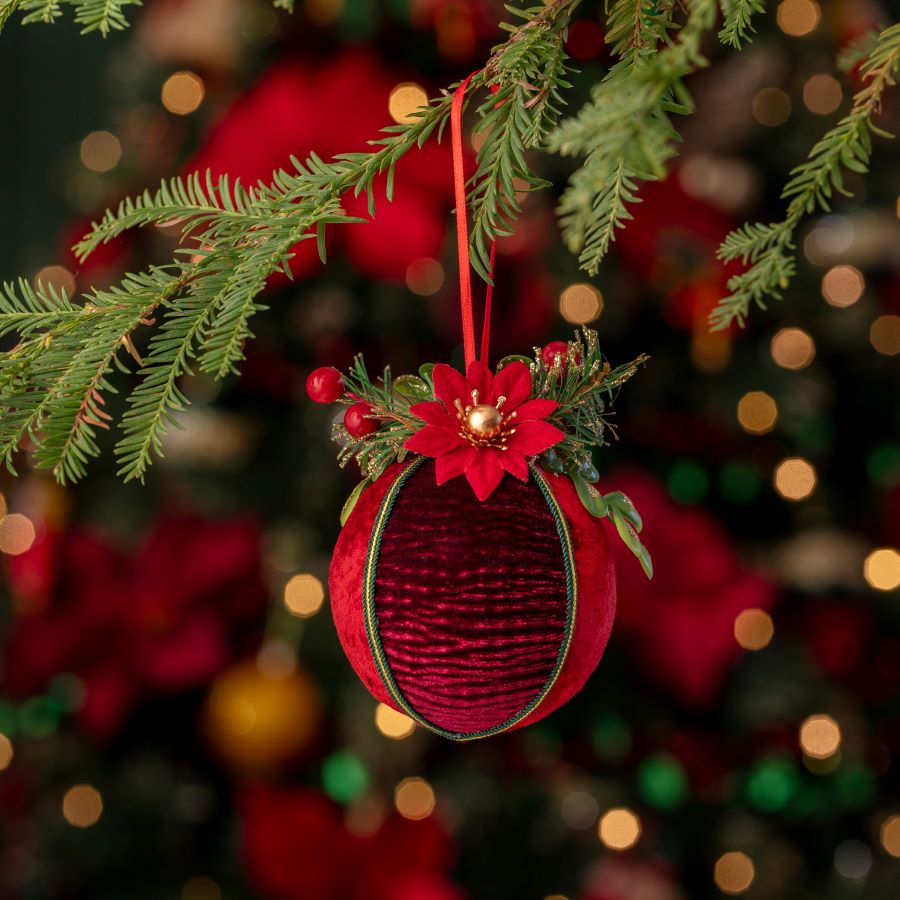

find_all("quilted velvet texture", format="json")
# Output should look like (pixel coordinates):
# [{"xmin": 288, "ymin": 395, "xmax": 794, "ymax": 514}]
[
  {"xmin": 329, "ymin": 461, "xmax": 617, "ymax": 738},
  {"xmin": 374, "ymin": 463, "xmax": 568, "ymax": 734}
]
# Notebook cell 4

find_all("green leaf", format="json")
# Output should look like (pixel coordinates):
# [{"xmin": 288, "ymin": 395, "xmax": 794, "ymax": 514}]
[{"xmin": 340, "ymin": 479, "xmax": 371, "ymax": 526}]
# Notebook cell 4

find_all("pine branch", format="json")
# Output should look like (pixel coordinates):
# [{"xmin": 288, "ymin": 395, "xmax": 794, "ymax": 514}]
[
  {"xmin": 466, "ymin": 0, "xmax": 579, "ymax": 280},
  {"xmin": 718, "ymin": 0, "xmax": 766, "ymax": 49},
  {"xmin": 71, "ymin": 0, "xmax": 139, "ymax": 35},
  {"xmin": 710, "ymin": 21, "xmax": 900, "ymax": 330},
  {"xmin": 549, "ymin": 0, "xmax": 716, "ymax": 274}
]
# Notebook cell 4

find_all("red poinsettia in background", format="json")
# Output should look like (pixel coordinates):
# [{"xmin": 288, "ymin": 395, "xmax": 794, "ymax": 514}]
[
  {"xmin": 605, "ymin": 469, "xmax": 778, "ymax": 707},
  {"xmin": 241, "ymin": 784, "xmax": 465, "ymax": 900},
  {"xmin": 2, "ymin": 515, "xmax": 267, "ymax": 741}
]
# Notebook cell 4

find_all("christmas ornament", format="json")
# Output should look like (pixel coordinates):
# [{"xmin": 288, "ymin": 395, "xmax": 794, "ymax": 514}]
[{"xmin": 313, "ymin": 74, "xmax": 651, "ymax": 740}]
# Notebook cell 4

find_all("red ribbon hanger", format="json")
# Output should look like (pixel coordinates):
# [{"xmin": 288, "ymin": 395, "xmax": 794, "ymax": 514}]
[{"xmin": 450, "ymin": 72, "xmax": 496, "ymax": 369}]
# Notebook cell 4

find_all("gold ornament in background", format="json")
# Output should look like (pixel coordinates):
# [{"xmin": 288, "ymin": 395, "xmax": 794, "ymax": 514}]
[{"xmin": 202, "ymin": 659, "xmax": 321, "ymax": 771}]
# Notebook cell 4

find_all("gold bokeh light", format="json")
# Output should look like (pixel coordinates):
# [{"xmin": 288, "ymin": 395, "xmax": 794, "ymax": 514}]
[
  {"xmin": 771, "ymin": 327, "xmax": 815, "ymax": 370},
  {"xmin": 737, "ymin": 391, "xmax": 778, "ymax": 435},
  {"xmin": 395, "ymin": 777, "xmax": 436, "ymax": 820},
  {"xmin": 559, "ymin": 283, "xmax": 603, "ymax": 324},
  {"xmin": 406, "ymin": 258, "xmax": 445, "ymax": 296},
  {"xmin": 182, "ymin": 876, "xmax": 222, "ymax": 900},
  {"xmin": 863, "ymin": 547, "xmax": 900, "ymax": 591},
  {"xmin": 80, "ymin": 130, "xmax": 122, "ymax": 172},
  {"xmin": 283, "ymin": 574, "xmax": 325, "ymax": 617},
  {"xmin": 0, "ymin": 513, "xmax": 36, "ymax": 556},
  {"xmin": 799, "ymin": 714, "xmax": 841, "ymax": 759},
  {"xmin": 802, "ymin": 74, "xmax": 842, "ymax": 115},
  {"xmin": 162, "ymin": 71, "xmax": 205, "ymax": 115},
  {"xmin": 714, "ymin": 852, "xmax": 755, "ymax": 895},
  {"xmin": 774, "ymin": 457, "xmax": 816, "ymax": 501},
  {"xmin": 34, "ymin": 264, "xmax": 76, "ymax": 297},
  {"xmin": 0, "ymin": 734, "xmax": 13, "ymax": 771},
  {"xmin": 776, "ymin": 0, "xmax": 820, "ymax": 36},
  {"xmin": 597, "ymin": 807, "xmax": 641, "ymax": 850},
  {"xmin": 870, "ymin": 315, "xmax": 900, "ymax": 356},
  {"xmin": 822, "ymin": 265, "xmax": 864, "ymax": 307},
  {"xmin": 734, "ymin": 608, "xmax": 774, "ymax": 651},
  {"xmin": 752, "ymin": 88, "xmax": 791, "ymax": 127},
  {"xmin": 880, "ymin": 815, "xmax": 900, "ymax": 858},
  {"xmin": 375, "ymin": 703, "xmax": 415, "ymax": 740},
  {"xmin": 388, "ymin": 83, "xmax": 428, "ymax": 125},
  {"xmin": 62, "ymin": 784, "xmax": 104, "ymax": 828}
]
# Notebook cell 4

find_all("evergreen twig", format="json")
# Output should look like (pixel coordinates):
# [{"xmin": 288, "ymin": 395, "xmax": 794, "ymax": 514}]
[{"xmin": 710, "ymin": 21, "xmax": 900, "ymax": 330}]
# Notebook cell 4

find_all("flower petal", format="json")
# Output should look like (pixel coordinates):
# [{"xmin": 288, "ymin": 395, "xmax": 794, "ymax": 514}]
[
  {"xmin": 505, "ymin": 420, "xmax": 565, "ymax": 456},
  {"xmin": 464, "ymin": 448, "xmax": 505, "ymax": 501},
  {"xmin": 409, "ymin": 400, "xmax": 455, "ymax": 428},
  {"xmin": 492, "ymin": 361, "xmax": 532, "ymax": 411},
  {"xmin": 466, "ymin": 360, "xmax": 493, "ymax": 405},
  {"xmin": 435, "ymin": 445, "xmax": 476, "ymax": 484},
  {"xmin": 404, "ymin": 425, "xmax": 465, "ymax": 458},
  {"xmin": 513, "ymin": 398, "xmax": 558, "ymax": 422},
  {"xmin": 498, "ymin": 449, "xmax": 529, "ymax": 482},
  {"xmin": 432, "ymin": 364, "xmax": 468, "ymax": 412}
]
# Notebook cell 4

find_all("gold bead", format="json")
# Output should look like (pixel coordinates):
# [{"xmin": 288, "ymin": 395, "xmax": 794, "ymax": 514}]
[{"xmin": 466, "ymin": 404, "xmax": 502, "ymax": 438}]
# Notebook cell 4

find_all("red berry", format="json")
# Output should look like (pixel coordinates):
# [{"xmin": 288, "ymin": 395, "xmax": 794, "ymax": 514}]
[
  {"xmin": 344, "ymin": 402, "xmax": 378, "ymax": 438},
  {"xmin": 306, "ymin": 367, "xmax": 344, "ymax": 404},
  {"xmin": 541, "ymin": 341, "xmax": 570, "ymax": 370}
]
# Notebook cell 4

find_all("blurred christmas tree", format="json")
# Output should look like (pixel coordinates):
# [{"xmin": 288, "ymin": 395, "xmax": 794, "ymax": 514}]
[{"xmin": 1, "ymin": 1, "xmax": 900, "ymax": 899}]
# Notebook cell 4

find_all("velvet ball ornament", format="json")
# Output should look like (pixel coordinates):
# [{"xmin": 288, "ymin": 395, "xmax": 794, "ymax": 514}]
[{"xmin": 329, "ymin": 457, "xmax": 616, "ymax": 740}]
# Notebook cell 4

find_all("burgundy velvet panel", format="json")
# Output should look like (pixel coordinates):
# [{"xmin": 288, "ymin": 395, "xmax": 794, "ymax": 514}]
[{"xmin": 373, "ymin": 462, "xmax": 568, "ymax": 734}]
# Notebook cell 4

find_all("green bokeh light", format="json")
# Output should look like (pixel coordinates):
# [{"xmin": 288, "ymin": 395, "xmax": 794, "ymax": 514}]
[
  {"xmin": 592, "ymin": 713, "xmax": 632, "ymax": 763},
  {"xmin": 719, "ymin": 463, "xmax": 761, "ymax": 504},
  {"xmin": 746, "ymin": 757, "xmax": 799, "ymax": 812},
  {"xmin": 668, "ymin": 461, "xmax": 709, "ymax": 505},
  {"xmin": 322, "ymin": 751, "xmax": 369, "ymax": 804},
  {"xmin": 867, "ymin": 443, "xmax": 900, "ymax": 487},
  {"xmin": 638, "ymin": 754, "xmax": 689, "ymax": 810}
]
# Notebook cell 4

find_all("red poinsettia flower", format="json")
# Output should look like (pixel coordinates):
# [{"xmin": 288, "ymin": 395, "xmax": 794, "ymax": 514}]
[{"xmin": 405, "ymin": 360, "xmax": 563, "ymax": 501}]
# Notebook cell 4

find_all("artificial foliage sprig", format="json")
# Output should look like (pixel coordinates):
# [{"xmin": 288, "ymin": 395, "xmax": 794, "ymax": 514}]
[
  {"xmin": 709, "ymin": 21, "xmax": 900, "ymax": 330},
  {"xmin": 2, "ymin": 1, "xmax": 900, "ymax": 484}
]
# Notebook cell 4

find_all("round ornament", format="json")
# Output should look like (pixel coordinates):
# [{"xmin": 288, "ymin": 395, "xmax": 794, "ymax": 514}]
[{"xmin": 330, "ymin": 457, "xmax": 616, "ymax": 739}]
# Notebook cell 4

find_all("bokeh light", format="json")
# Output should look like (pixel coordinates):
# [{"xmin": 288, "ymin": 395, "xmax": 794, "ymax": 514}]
[
  {"xmin": 306, "ymin": 0, "xmax": 344, "ymax": 25},
  {"xmin": 62, "ymin": 784, "xmax": 104, "ymax": 828},
  {"xmin": 162, "ymin": 71, "xmax": 205, "ymax": 115},
  {"xmin": 80, "ymin": 130, "xmax": 122, "ymax": 172},
  {"xmin": 774, "ymin": 458, "xmax": 816, "ymax": 501},
  {"xmin": 394, "ymin": 776, "xmax": 436, "ymax": 820},
  {"xmin": 870, "ymin": 315, "xmax": 900, "ymax": 356},
  {"xmin": 752, "ymin": 88, "xmax": 791, "ymax": 127},
  {"xmin": 283, "ymin": 574, "xmax": 325, "ymax": 617},
  {"xmin": 737, "ymin": 391, "xmax": 778, "ymax": 435},
  {"xmin": 734, "ymin": 608, "xmax": 774, "ymax": 651},
  {"xmin": 0, "ymin": 734, "xmax": 13, "ymax": 771},
  {"xmin": 559, "ymin": 283, "xmax": 603, "ymax": 324},
  {"xmin": 374, "ymin": 703, "xmax": 415, "ymax": 740},
  {"xmin": 388, "ymin": 82, "xmax": 428, "ymax": 125},
  {"xmin": 597, "ymin": 807, "xmax": 641, "ymax": 850},
  {"xmin": 776, "ymin": 0, "xmax": 820, "ymax": 36},
  {"xmin": 714, "ymin": 852, "xmax": 755, "ymax": 894},
  {"xmin": 406, "ymin": 258, "xmax": 445, "ymax": 296},
  {"xmin": 802, "ymin": 74, "xmax": 842, "ymax": 114},
  {"xmin": 33, "ymin": 264, "xmax": 76, "ymax": 296},
  {"xmin": 181, "ymin": 876, "xmax": 222, "ymax": 900},
  {"xmin": 834, "ymin": 840, "xmax": 872, "ymax": 879},
  {"xmin": 863, "ymin": 547, "xmax": 900, "ymax": 591},
  {"xmin": 880, "ymin": 815, "xmax": 900, "ymax": 857},
  {"xmin": 0, "ymin": 513, "xmax": 36, "ymax": 555},
  {"xmin": 560, "ymin": 790, "xmax": 599, "ymax": 829},
  {"xmin": 799, "ymin": 714, "xmax": 841, "ymax": 759},
  {"xmin": 821, "ymin": 265, "xmax": 864, "ymax": 307},
  {"xmin": 771, "ymin": 327, "xmax": 815, "ymax": 369}
]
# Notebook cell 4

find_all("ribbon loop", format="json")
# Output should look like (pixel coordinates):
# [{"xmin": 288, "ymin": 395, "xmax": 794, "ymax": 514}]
[{"xmin": 450, "ymin": 73, "xmax": 495, "ymax": 369}]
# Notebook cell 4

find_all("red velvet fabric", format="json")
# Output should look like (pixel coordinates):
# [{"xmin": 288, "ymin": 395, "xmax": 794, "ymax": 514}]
[{"xmin": 329, "ymin": 461, "xmax": 616, "ymax": 737}]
